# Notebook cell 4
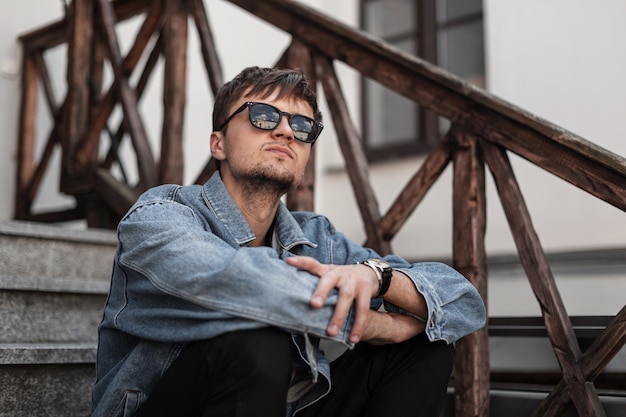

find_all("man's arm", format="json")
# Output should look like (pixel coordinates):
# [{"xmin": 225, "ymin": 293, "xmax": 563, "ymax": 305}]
[
  {"xmin": 286, "ymin": 255, "xmax": 485, "ymax": 345},
  {"xmin": 362, "ymin": 309, "xmax": 426, "ymax": 345},
  {"xmin": 286, "ymin": 257, "xmax": 427, "ymax": 344}
]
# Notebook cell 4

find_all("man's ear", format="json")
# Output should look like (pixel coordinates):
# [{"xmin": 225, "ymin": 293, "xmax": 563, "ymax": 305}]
[{"xmin": 210, "ymin": 131, "xmax": 226, "ymax": 161}]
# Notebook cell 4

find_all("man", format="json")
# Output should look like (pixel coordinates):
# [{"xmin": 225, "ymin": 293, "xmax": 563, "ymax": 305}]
[{"xmin": 92, "ymin": 66, "xmax": 486, "ymax": 417}]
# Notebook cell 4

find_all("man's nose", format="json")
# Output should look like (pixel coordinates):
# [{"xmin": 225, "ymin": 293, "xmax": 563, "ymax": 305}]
[{"xmin": 271, "ymin": 115, "xmax": 294, "ymax": 140}]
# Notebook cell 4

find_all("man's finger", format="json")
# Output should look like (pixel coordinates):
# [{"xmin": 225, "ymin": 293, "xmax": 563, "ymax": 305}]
[
  {"xmin": 286, "ymin": 255, "xmax": 323, "ymax": 276},
  {"xmin": 348, "ymin": 291, "xmax": 371, "ymax": 343},
  {"xmin": 287, "ymin": 256, "xmax": 336, "ymax": 308}
]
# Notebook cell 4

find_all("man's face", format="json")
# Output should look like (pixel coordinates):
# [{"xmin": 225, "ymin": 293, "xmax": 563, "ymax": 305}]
[{"xmin": 210, "ymin": 92, "xmax": 314, "ymax": 193}]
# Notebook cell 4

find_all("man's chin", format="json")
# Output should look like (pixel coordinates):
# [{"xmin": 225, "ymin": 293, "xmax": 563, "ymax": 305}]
[{"xmin": 244, "ymin": 168, "xmax": 297, "ymax": 195}]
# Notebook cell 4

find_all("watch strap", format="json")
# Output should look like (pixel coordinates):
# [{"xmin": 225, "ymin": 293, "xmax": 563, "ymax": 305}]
[
  {"xmin": 377, "ymin": 266, "xmax": 392, "ymax": 298},
  {"xmin": 360, "ymin": 259, "xmax": 393, "ymax": 298}
]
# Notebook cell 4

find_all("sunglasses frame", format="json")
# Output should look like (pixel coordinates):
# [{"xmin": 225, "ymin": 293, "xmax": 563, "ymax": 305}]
[{"xmin": 218, "ymin": 101, "xmax": 323, "ymax": 144}]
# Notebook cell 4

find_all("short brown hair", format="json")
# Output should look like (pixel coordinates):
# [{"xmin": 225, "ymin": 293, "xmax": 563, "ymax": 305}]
[{"xmin": 212, "ymin": 66, "xmax": 322, "ymax": 133}]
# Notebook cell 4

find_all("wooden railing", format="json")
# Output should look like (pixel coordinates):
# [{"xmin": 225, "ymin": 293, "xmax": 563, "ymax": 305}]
[{"xmin": 14, "ymin": 0, "xmax": 626, "ymax": 416}]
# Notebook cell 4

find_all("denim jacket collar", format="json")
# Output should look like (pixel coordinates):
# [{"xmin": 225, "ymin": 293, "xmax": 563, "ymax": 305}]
[{"xmin": 201, "ymin": 172, "xmax": 317, "ymax": 251}]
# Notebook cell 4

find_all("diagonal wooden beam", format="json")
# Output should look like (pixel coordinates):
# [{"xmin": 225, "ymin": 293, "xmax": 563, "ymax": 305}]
[
  {"xmin": 581, "ymin": 305, "xmax": 626, "ymax": 381},
  {"xmin": 32, "ymin": 52, "xmax": 58, "ymax": 118},
  {"xmin": 26, "ymin": 100, "xmax": 66, "ymax": 210},
  {"xmin": 94, "ymin": 0, "xmax": 157, "ymax": 190},
  {"xmin": 93, "ymin": 168, "xmax": 140, "ymax": 218},
  {"xmin": 481, "ymin": 140, "xmax": 606, "ymax": 417},
  {"xmin": 77, "ymin": 1, "xmax": 164, "ymax": 175},
  {"xmin": 102, "ymin": 33, "xmax": 165, "ymax": 173},
  {"xmin": 379, "ymin": 131, "xmax": 453, "ymax": 241},
  {"xmin": 314, "ymin": 55, "xmax": 389, "ymax": 254},
  {"xmin": 535, "ymin": 306, "xmax": 626, "ymax": 416},
  {"xmin": 188, "ymin": 0, "xmax": 224, "ymax": 95}
]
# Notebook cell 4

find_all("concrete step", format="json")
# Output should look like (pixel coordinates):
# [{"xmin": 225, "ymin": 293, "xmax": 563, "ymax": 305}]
[
  {"xmin": 0, "ymin": 343, "xmax": 95, "ymax": 417},
  {"xmin": 0, "ymin": 221, "xmax": 115, "ymax": 344},
  {"xmin": 0, "ymin": 221, "xmax": 115, "ymax": 416},
  {"xmin": 0, "ymin": 220, "xmax": 117, "ymax": 281},
  {"xmin": 0, "ymin": 278, "xmax": 107, "ymax": 343}
]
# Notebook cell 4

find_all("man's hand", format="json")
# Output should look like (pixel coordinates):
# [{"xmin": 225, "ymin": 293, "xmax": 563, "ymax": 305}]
[{"xmin": 285, "ymin": 256, "xmax": 378, "ymax": 344}]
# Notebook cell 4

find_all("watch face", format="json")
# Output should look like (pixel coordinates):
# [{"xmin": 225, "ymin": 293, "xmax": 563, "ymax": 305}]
[{"xmin": 366, "ymin": 258, "xmax": 391, "ymax": 270}]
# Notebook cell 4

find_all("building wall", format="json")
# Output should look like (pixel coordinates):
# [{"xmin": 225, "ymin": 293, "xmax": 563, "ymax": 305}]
[
  {"xmin": 0, "ymin": 1, "xmax": 624, "ymax": 263},
  {"xmin": 483, "ymin": 0, "xmax": 626, "ymax": 253}
]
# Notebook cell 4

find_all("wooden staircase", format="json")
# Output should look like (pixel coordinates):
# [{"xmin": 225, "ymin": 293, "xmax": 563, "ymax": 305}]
[{"xmin": 0, "ymin": 221, "xmax": 116, "ymax": 417}]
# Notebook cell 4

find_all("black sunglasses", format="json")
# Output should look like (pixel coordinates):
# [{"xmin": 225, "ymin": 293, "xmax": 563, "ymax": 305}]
[{"xmin": 218, "ymin": 102, "xmax": 323, "ymax": 144}]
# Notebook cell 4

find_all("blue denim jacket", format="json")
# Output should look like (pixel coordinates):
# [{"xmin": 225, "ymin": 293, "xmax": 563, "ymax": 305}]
[{"xmin": 92, "ymin": 172, "xmax": 486, "ymax": 417}]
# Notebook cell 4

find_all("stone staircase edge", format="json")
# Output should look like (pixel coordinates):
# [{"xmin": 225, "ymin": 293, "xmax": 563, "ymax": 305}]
[
  {"xmin": 0, "ymin": 274, "xmax": 110, "ymax": 294},
  {"xmin": 0, "ymin": 342, "xmax": 97, "ymax": 365},
  {"xmin": 0, "ymin": 220, "xmax": 117, "ymax": 246}
]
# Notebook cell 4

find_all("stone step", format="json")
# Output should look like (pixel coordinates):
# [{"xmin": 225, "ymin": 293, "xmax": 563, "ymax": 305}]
[
  {"xmin": 0, "ymin": 220, "xmax": 117, "ymax": 281},
  {"xmin": 0, "ymin": 221, "xmax": 114, "ymax": 344},
  {"xmin": 0, "ymin": 222, "xmax": 113, "ymax": 416},
  {"xmin": 0, "ymin": 342, "xmax": 96, "ymax": 365},
  {"xmin": 0, "ymin": 278, "xmax": 107, "ymax": 343},
  {"xmin": 0, "ymin": 343, "xmax": 95, "ymax": 417}
]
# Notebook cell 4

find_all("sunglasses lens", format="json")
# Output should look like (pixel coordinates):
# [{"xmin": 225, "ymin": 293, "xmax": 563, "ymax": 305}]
[
  {"xmin": 249, "ymin": 103, "xmax": 280, "ymax": 130},
  {"xmin": 290, "ymin": 116, "xmax": 315, "ymax": 143},
  {"xmin": 247, "ymin": 102, "xmax": 319, "ymax": 143}
]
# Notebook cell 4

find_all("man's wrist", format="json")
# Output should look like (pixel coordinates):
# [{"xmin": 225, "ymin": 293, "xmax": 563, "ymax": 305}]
[{"xmin": 359, "ymin": 259, "xmax": 393, "ymax": 298}]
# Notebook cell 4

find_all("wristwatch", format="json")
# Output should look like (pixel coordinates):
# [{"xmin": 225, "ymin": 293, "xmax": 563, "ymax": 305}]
[{"xmin": 361, "ymin": 258, "xmax": 393, "ymax": 298}]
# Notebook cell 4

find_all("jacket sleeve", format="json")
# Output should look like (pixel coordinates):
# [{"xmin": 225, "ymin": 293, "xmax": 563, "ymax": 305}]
[
  {"xmin": 387, "ymin": 260, "xmax": 486, "ymax": 344},
  {"xmin": 109, "ymin": 198, "xmax": 355, "ymax": 346},
  {"xmin": 295, "ymin": 213, "xmax": 486, "ymax": 344}
]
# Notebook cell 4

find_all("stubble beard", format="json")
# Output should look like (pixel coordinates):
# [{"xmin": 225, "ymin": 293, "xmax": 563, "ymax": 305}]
[{"xmin": 237, "ymin": 163, "xmax": 298, "ymax": 201}]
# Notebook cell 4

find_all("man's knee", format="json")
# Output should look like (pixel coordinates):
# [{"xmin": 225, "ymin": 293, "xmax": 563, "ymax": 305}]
[
  {"xmin": 218, "ymin": 327, "xmax": 293, "ymax": 382},
  {"xmin": 426, "ymin": 339, "xmax": 455, "ymax": 383},
  {"xmin": 383, "ymin": 334, "xmax": 455, "ymax": 385}
]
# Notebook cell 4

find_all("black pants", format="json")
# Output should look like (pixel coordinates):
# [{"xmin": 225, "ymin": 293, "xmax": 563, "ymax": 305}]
[{"xmin": 136, "ymin": 328, "xmax": 454, "ymax": 417}]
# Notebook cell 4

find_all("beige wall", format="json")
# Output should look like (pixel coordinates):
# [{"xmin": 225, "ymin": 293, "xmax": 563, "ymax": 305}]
[{"xmin": 481, "ymin": 0, "xmax": 626, "ymax": 255}]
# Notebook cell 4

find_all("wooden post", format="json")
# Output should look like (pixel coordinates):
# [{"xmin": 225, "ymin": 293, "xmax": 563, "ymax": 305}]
[
  {"xmin": 14, "ymin": 52, "xmax": 38, "ymax": 220},
  {"xmin": 160, "ymin": 0, "xmax": 188, "ymax": 184},
  {"xmin": 281, "ymin": 40, "xmax": 316, "ymax": 212},
  {"xmin": 451, "ymin": 127, "xmax": 490, "ymax": 417},
  {"xmin": 62, "ymin": 0, "xmax": 93, "ymax": 181}
]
